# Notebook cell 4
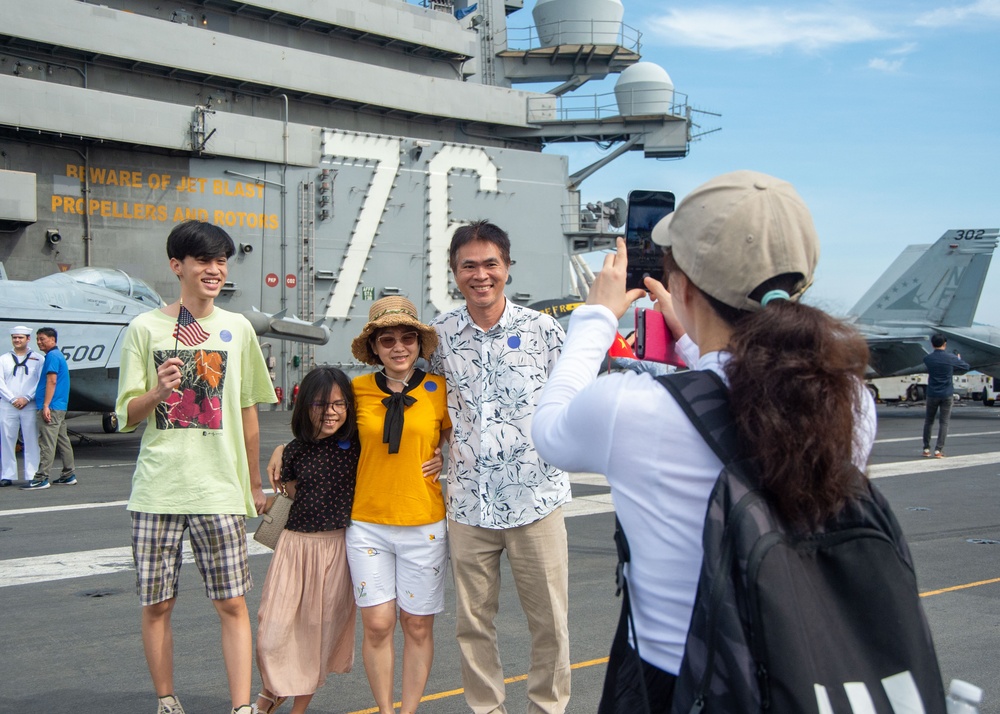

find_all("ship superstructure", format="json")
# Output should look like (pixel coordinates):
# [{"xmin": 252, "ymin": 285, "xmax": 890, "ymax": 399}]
[{"xmin": 0, "ymin": 0, "xmax": 701, "ymax": 393}]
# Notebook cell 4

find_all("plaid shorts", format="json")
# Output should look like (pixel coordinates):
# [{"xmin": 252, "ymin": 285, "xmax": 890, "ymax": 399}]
[{"xmin": 131, "ymin": 512, "xmax": 252, "ymax": 606}]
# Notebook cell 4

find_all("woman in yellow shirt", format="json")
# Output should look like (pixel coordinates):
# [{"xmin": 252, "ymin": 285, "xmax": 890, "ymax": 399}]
[{"xmin": 347, "ymin": 297, "xmax": 451, "ymax": 714}]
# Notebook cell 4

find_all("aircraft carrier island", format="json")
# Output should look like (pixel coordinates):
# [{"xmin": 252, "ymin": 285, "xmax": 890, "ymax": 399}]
[{"xmin": 0, "ymin": 0, "xmax": 706, "ymax": 402}]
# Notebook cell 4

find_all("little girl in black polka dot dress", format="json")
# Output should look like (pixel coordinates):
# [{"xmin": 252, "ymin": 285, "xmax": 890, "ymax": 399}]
[{"xmin": 254, "ymin": 367, "xmax": 360, "ymax": 714}]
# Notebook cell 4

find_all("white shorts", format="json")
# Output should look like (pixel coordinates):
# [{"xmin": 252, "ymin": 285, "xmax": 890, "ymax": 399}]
[{"xmin": 345, "ymin": 519, "xmax": 449, "ymax": 615}]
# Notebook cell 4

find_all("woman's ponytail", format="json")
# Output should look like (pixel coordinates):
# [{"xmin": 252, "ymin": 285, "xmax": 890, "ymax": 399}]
[{"xmin": 725, "ymin": 299, "xmax": 871, "ymax": 529}]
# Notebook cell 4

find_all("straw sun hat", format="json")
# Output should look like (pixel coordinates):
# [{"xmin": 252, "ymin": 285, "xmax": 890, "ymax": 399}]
[{"xmin": 350, "ymin": 296, "xmax": 439, "ymax": 365}]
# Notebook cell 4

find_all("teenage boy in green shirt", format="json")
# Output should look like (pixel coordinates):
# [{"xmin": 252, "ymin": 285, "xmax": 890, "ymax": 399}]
[{"xmin": 115, "ymin": 220, "xmax": 277, "ymax": 714}]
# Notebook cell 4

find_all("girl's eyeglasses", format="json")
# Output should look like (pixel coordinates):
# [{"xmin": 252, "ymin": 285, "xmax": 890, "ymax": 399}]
[{"xmin": 310, "ymin": 400, "xmax": 348, "ymax": 412}]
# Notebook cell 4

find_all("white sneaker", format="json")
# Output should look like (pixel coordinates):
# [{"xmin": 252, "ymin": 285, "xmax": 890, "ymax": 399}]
[{"xmin": 157, "ymin": 695, "xmax": 186, "ymax": 714}]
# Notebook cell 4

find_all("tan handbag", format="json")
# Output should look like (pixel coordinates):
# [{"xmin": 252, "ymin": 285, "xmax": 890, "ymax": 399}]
[{"xmin": 253, "ymin": 491, "xmax": 293, "ymax": 550}]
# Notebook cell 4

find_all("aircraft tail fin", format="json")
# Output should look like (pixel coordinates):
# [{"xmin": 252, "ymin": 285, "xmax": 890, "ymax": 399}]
[{"xmin": 849, "ymin": 229, "xmax": 999, "ymax": 328}]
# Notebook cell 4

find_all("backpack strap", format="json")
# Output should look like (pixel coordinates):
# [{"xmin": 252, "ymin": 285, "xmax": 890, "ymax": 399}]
[
  {"xmin": 613, "ymin": 515, "xmax": 631, "ymax": 597},
  {"xmin": 603, "ymin": 519, "xmax": 650, "ymax": 712},
  {"xmin": 610, "ymin": 513, "xmax": 638, "ymax": 640},
  {"xmin": 605, "ymin": 369, "xmax": 740, "ymax": 713},
  {"xmin": 657, "ymin": 371, "xmax": 742, "ymax": 714},
  {"xmin": 656, "ymin": 370, "xmax": 740, "ymax": 465}
]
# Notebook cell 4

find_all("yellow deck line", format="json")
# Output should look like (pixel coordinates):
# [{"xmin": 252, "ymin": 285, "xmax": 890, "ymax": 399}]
[{"xmin": 346, "ymin": 576, "xmax": 999, "ymax": 713}]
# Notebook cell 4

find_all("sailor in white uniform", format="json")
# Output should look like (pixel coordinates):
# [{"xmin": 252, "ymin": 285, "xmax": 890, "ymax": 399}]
[{"xmin": 0, "ymin": 326, "xmax": 43, "ymax": 486}]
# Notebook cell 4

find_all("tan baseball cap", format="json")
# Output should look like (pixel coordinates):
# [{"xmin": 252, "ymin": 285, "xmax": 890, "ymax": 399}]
[{"xmin": 650, "ymin": 170, "xmax": 819, "ymax": 311}]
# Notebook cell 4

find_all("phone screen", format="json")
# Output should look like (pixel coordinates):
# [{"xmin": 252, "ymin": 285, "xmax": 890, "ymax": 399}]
[{"xmin": 625, "ymin": 190, "xmax": 675, "ymax": 291}]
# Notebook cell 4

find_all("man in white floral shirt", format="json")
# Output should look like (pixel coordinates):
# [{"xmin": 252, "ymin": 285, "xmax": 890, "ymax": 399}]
[{"xmin": 429, "ymin": 220, "xmax": 571, "ymax": 714}]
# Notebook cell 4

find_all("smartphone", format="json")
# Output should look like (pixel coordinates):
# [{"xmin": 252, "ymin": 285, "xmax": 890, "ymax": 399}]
[
  {"xmin": 634, "ymin": 307, "xmax": 685, "ymax": 367},
  {"xmin": 624, "ymin": 190, "xmax": 675, "ymax": 291}
]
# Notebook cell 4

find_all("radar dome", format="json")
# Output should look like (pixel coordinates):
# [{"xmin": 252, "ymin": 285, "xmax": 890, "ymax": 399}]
[
  {"xmin": 614, "ymin": 62, "xmax": 675, "ymax": 117},
  {"xmin": 532, "ymin": 0, "xmax": 624, "ymax": 47}
]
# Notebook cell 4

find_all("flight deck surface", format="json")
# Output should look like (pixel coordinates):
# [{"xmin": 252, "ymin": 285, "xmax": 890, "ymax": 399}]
[{"xmin": 2, "ymin": 404, "xmax": 998, "ymax": 713}]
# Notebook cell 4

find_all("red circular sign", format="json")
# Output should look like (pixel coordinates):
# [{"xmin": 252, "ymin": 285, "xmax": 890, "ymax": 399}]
[
  {"xmin": 285, "ymin": 274, "xmax": 297, "ymax": 289},
  {"xmin": 265, "ymin": 273, "xmax": 279, "ymax": 288}
]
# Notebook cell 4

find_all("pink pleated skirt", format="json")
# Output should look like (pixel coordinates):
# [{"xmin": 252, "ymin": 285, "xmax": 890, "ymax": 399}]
[{"xmin": 256, "ymin": 528, "xmax": 357, "ymax": 697}]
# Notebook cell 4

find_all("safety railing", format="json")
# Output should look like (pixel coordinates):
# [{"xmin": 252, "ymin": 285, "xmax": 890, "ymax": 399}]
[
  {"xmin": 527, "ymin": 88, "xmax": 689, "ymax": 124},
  {"xmin": 412, "ymin": 0, "xmax": 456, "ymax": 14},
  {"xmin": 501, "ymin": 20, "xmax": 641, "ymax": 53}
]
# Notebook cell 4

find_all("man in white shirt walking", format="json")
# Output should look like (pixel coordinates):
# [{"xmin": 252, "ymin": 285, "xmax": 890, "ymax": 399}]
[
  {"xmin": 429, "ymin": 220, "xmax": 571, "ymax": 714},
  {"xmin": 0, "ymin": 326, "xmax": 43, "ymax": 487}
]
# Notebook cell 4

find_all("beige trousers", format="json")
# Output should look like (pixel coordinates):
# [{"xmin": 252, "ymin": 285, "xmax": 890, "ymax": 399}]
[{"xmin": 449, "ymin": 508, "xmax": 571, "ymax": 714}]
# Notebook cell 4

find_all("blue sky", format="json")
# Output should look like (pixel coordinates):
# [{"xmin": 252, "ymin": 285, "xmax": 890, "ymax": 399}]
[{"xmin": 521, "ymin": 0, "xmax": 1000, "ymax": 323}]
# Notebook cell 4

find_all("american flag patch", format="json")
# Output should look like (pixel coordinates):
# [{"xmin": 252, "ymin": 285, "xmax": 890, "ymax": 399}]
[{"xmin": 173, "ymin": 304, "xmax": 210, "ymax": 347}]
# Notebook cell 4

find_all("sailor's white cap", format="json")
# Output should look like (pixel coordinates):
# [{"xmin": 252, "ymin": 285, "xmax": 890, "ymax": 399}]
[{"xmin": 9, "ymin": 325, "xmax": 32, "ymax": 336}]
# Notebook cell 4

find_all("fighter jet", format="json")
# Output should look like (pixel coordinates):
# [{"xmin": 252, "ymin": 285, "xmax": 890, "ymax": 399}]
[
  {"xmin": 847, "ymin": 228, "xmax": 1000, "ymax": 378},
  {"xmin": 0, "ymin": 266, "xmax": 328, "ymax": 430}
]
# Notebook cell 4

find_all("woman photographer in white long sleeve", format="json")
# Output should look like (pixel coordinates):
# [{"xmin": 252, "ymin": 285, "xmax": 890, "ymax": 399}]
[{"xmin": 531, "ymin": 171, "xmax": 876, "ymax": 711}]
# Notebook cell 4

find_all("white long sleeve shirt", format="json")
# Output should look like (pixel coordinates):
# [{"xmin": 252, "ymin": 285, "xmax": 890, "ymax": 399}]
[{"xmin": 532, "ymin": 304, "xmax": 876, "ymax": 674}]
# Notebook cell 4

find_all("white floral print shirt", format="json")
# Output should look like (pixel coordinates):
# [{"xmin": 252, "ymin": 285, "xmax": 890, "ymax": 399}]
[{"xmin": 429, "ymin": 300, "xmax": 570, "ymax": 528}]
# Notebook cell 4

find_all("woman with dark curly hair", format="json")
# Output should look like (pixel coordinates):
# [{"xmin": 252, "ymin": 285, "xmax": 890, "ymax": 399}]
[{"xmin": 531, "ymin": 171, "xmax": 879, "ymax": 711}]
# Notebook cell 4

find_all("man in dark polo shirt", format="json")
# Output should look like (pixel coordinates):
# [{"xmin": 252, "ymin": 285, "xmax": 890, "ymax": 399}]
[{"xmin": 922, "ymin": 334, "xmax": 970, "ymax": 458}]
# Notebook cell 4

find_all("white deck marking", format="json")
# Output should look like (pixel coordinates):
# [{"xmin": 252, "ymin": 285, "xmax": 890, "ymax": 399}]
[
  {"xmin": 3, "ymin": 460, "xmax": 997, "ymax": 588},
  {"xmin": 0, "ymin": 488, "xmax": 279, "ymax": 518},
  {"xmin": 868, "ymin": 451, "xmax": 1000, "ymax": 478},
  {"xmin": 0, "ymin": 501, "xmax": 130, "ymax": 517},
  {"xmin": 875, "ymin": 429, "xmax": 1000, "ymax": 445},
  {"xmin": 564, "ymin": 493, "xmax": 615, "ymax": 518},
  {"xmin": 0, "ymin": 537, "xmax": 277, "ymax": 588}
]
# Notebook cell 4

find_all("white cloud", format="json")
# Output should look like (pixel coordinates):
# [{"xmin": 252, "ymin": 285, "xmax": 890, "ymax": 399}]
[
  {"xmin": 867, "ymin": 41, "xmax": 916, "ymax": 72},
  {"xmin": 646, "ymin": 6, "xmax": 887, "ymax": 53},
  {"xmin": 868, "ymin": 57, "xmax": 904, "ymax": 72},
  {"xmin": 886, "ymin": 41, "xmax": 917, "ymax": 55},
  {"xmin": 915, "ymin": 0, "xmax": 1000, "ymax": 27}
]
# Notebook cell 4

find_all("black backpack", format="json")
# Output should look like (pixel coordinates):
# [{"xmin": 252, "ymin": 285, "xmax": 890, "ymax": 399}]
[{"xmin": 657, "ymin": 370, "xmax": 946, "ymax": 714}]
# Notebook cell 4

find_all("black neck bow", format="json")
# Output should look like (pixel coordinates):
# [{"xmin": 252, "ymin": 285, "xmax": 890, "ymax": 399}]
[{"xmin": 375, "ymin": 369, "xmax": 424, "ymax": 454}]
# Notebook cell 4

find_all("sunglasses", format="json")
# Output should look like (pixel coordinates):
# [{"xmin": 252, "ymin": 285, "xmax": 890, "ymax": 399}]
[{"xmin": 375, "ymin": 331, "xmax": 419, "ymax": 349}]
